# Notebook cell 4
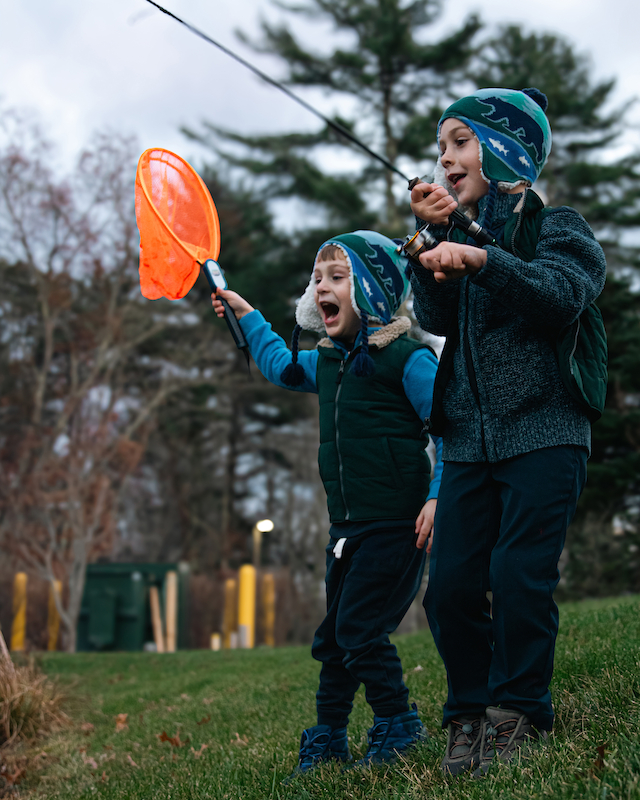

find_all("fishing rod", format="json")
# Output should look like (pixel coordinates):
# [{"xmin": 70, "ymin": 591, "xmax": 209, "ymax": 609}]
[
  {"xmin": 143, "ymin": 0, "xmax": 406, "ymax": 180},
  {"xmin": 141, "ymin": 0, "xmax": 497, "ymax": 255}
]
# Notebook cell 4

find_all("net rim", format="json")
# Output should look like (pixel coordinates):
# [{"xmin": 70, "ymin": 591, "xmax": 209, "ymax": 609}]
[{"xmin": 136, "ymin": 147, "xmax": 221, "ymax": 262}]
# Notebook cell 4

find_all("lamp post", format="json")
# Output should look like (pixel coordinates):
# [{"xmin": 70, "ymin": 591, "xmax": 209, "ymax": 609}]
[{"xmin": 252, "ymin": 518, "xmax": 274, "ymax": 567}]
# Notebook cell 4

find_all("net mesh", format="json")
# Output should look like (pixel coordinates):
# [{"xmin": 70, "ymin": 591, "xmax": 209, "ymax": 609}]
[{"xmin": 135, "ymin": 148, "xmax": 221, "ymax": 300}]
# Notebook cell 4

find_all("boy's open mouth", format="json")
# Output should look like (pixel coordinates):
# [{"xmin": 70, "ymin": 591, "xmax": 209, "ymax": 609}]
[
  {"xmin": 448, "ymin": 173, "xmax": 465, "ymax": 188},
  {"xmin": 320, "ymin": 301, "xmax": 340, "ymax": 324}
]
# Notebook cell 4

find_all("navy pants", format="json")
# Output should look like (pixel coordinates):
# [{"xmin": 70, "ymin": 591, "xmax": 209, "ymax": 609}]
[
  {"xmin": 424, "ymin": 446, "xmax": 587, "ymax": 732},
  {"xmin": 312, "ymin": 524, "xmax": 426, "ymax": 729}
]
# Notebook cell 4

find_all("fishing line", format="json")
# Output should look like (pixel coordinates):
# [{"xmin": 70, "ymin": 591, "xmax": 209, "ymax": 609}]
[{"xmin": 142, "ymin": 0, "xmax": 410, "ymax": 181}]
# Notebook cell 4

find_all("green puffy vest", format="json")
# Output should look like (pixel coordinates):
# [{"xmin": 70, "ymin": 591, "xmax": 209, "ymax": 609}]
[{"xmin": 316, "ymin": 334, "xmax": 431, "ymax": 522}]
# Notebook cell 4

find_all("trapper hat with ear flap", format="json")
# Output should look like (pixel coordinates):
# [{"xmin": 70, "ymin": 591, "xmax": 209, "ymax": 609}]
[
  {"xmin": 280, "ymin": 230, "xmax": 411, "ymax": 386},
  {"xmin": 437, "ymin": 87, "xmax": 552, "ymax": 188}
]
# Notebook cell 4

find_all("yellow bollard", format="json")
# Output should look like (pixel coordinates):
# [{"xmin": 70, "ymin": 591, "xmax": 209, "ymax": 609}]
[
  {"xmin": 47, "ymin": 580, "xmax": 63, "ymax": 652},
  {"xmin": 237, "ymin": 565, "xmax": 256, "ymax": 649},
  {"xmin": 262, "ymin": 573, "xmax": 276, "ymax": 647},
  {"xmin": 165, "ymin": 571, "xmax": 178, "ymax": 653},
  {"xmin": 222, "ymin": 578, "xmax": 237, "ymax": 649},
  {"xmin": 10, "ymin": 572, "xmax": 27, "ymax": 652}
]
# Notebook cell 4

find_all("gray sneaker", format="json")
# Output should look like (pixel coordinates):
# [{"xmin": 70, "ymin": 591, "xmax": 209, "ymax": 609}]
[
  {"xmin": 473, "ymin": 706, "xmax": 548, "ymax": 776},
  {"xmin": 440, "ymin": 715, "xmax": 484, "ymax": 775}
]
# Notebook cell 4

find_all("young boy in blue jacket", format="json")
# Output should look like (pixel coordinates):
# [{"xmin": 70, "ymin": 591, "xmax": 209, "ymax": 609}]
[
  {"xmin": 212, "ymin": 230, "xmax": 442, "ymax": 775},
  {"xmin": 408, "ymin": 88, "xmax": 606, "ymax": 776}
]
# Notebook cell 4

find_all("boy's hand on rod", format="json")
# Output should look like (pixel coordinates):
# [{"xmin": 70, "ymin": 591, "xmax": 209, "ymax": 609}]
[{"xmin": 410, "ymin": 182, "xmax": 458, "ymax": 226}]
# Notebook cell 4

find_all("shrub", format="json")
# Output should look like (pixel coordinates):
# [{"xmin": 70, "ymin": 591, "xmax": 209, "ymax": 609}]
[{"xmin": 0, "ymin": 658, "xmax": 67, "ymax": 748}]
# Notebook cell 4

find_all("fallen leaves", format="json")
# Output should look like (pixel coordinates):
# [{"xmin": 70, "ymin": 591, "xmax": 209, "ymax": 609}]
[
  {"xmin": 196, "ymin": 715, "xmax": 211, "ymax": 726},
  {"xmin": 190, "ymin": 744, "xmax": 208, "ymax": 759},
  {"xmin": 158, "ymin": 730, "xmax": 189, "ymax": 748},
  {"xmin": 81, "ymin": 722, "xmax": 95, "ymax": 735},
  {"xmin": 126, "ymin": 754, "xmax": 139, "ymax": 768},
  {"xmin": 402, "ymin": 664, "xmax": 424, "ymax": 681},
  {"xmin": 115, "ymin": 713, "xmax": 128, "ymax": 732},
  {"xmin": 0, "ymin": 765, "xmax": 25, "ymax": 788},
  {"xmin": 231, "ymin": 732, "xmax": 248, "ymax": 746},
  {"xmin": 81, "ymin": 753, "xmax": 98, "ymax": 769}
]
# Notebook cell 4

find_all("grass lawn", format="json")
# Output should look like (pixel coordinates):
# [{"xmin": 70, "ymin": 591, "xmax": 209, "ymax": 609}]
[{"xmin": 5, "ymin": 595, "xmax": 640, "ymax": 799}]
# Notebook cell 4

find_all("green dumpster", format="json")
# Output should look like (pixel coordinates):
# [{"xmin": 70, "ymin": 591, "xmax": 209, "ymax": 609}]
[{"xmin": 77, "ymin": 563, "xmax": 189, "ymax": 651}]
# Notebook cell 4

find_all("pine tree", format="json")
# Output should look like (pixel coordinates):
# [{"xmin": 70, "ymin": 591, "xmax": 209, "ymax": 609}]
[{"xmin": 184, "ymin": 0, "xmax": 481, "ymax": 233}]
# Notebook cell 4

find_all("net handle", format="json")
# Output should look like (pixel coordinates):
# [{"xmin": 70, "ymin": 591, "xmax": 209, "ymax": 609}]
[{"xmin": 136, "ymin": 148, "xmax": 221, "ymax": 262}]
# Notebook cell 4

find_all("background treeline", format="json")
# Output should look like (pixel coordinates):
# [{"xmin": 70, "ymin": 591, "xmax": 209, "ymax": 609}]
[{"xmin": 1, "ymin": 0, "xmax": 639, "ymax": 651}]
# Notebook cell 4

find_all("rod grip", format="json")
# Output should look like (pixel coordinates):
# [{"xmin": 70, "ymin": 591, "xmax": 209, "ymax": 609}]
[{"xmin": 220, "ymin": 296, "xmax": 248, "ymax": 352}]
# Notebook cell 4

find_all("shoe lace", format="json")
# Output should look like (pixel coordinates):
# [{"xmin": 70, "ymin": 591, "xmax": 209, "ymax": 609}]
[
  {"xmin": 299, "ymin": 730, "xmax": 331, "ymax": 767},
  {"xmin": 366, "ymin": 720, "xmax": 389, "ymax": 754},
  {"xmin": 449, "ymin": 718, "xmax": 481, "ymax": 756},
  {"xmin": 485, "ymin": 718, "xmax": 519, "ymax": 755}
]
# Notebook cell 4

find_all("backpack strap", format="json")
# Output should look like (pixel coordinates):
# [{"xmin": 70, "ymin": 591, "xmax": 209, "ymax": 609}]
[{"xmin": 532, "ymin": 208, "xmax": 608, "ymax": 422}]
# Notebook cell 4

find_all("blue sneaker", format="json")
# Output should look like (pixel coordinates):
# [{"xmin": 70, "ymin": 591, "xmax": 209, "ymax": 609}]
[
  {"xmin": 284, "ymin": 724, "xmax": 352, "ymax": 781},
  {"xmin": 357, "ymin": 703, "xmax": 427, "ymax": 766}
]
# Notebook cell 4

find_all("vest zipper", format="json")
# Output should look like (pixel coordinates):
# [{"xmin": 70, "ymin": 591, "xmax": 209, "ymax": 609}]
[{"xmin": 335, "ymin": 358, "xmax": 349, "ymax": 520}]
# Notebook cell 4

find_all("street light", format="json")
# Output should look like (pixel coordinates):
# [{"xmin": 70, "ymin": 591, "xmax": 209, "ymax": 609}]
[{"xmin": 252, "ymin": 519, "xmax": 274, "ymax": 567}]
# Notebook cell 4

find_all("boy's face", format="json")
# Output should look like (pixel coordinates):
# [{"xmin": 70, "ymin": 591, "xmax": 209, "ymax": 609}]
[
  {"xmin": 438, "ymin": 118, "xmax": 488, "ymax": 207},
  {"xmin": 314, "ymin": 255, "xmax": 361, "ymax": 343}
]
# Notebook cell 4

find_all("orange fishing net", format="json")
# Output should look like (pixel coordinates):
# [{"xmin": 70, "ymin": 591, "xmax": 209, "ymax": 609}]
[{"xmin": 135, "ymin": 148, "xmax": 221, "ymax": 300}]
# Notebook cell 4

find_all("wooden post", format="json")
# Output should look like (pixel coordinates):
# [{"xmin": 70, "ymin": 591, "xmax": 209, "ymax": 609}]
[
  {"xmin": 262, "ymin": 573, "xmax": 276, "ymax": 647},
  {"xmin": 165, "ymin": 571, "xmax": 178, "ymax": 653},
  {"xmin": 47, "ymin": 580, "xmax": 63, "ymax": 652},
  {"xmin": 238, "ymin": 565, "xmax": 256, "ymax": 649},
  {"xmin": 252, "ymin": 526, "xmax": 262, "ymax": 568},
  {"xmin": 222, "ymin": 578, "xmax": 237, "ymax": 649},
  {"xmin": 149, "ymin": 586, "xmax": 165, "ymax": 653},
  {"xmin": 210, "ymin": 633, "xmax": 221, "ymax": 651},
  {"xmin": 10, "ymin": 572, "xmax": 27, "ymax": 652}
]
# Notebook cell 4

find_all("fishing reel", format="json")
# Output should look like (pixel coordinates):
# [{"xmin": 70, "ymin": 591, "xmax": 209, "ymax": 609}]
[{"xmin": 397, "ymin": 177, "xmax": 497, "ymax": 264}]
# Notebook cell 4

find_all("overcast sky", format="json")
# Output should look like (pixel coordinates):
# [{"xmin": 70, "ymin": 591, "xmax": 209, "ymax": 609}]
[{"xmin": 1, "ymin": 0, "xmax": 638, "ymax": 177}]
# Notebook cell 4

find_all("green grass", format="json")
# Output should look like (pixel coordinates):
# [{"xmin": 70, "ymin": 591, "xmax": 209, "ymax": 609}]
[{"xmin": 10, "ymin": 595, "xmax": 640, "ymax": 799}]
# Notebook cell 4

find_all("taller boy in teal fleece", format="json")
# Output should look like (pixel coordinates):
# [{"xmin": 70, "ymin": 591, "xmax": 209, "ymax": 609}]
[
  {"xmin": 409, "ymin": 88, "xmax": 606, "ymax": 776},
  {"xmin": 212, "ymin": 230, "xmax": 442, "ymax": 775}
]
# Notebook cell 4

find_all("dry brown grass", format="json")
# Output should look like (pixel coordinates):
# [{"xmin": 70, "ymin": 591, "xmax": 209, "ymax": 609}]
[{"xmin": 0, "ymin": 658, "xmax": 68, "ymax": 749}]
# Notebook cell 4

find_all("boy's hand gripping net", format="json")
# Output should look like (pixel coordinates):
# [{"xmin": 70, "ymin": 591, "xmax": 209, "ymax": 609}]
[{"xmin": 135, "ymin": 148, "xmax": 248, "ymax": 360}]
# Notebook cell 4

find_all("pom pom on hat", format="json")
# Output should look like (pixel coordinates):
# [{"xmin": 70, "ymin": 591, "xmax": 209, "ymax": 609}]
[{"xmin": 523, "ymin": 87, "xmax": 548, "ymax": 111}]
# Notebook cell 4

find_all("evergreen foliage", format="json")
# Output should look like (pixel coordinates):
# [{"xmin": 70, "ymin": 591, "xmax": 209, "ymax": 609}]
[{"xmin": 184, "ymin": 0, "xmax": 481, "ymax": 232}]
